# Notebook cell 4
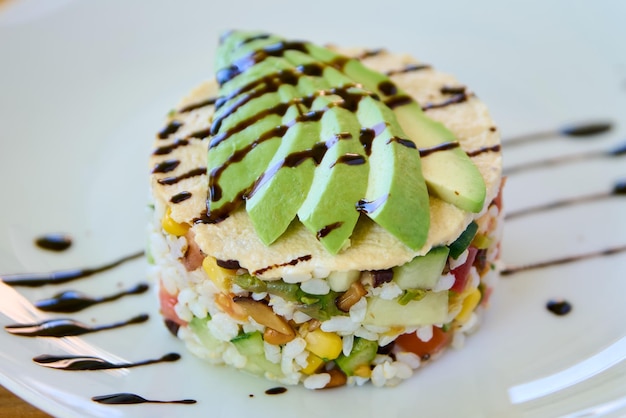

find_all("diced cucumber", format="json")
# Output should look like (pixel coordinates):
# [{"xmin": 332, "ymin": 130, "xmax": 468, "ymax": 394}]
[
  {"xmin": 393, "ymin": 246, "xmax": 449, "ymax": 290},
  {"xmin": 231, "ymin": 331, "xmax": 284, "ymax": 378},
  {"xmin": 188, "ymin": 317, "xmax": 222, "ymax": 351},
  {"xmin": 335, "ymin": 337, "xmax": 378, "ymax": 376},
  {"xmin": 327, "ymin": 270, "xmax": 360, "ymax": 292},
  {"xmin": 449, "ymin": 221, "xmax": 478, "ymax": 259},
  {"xmin": 363, "ymin": 292, "xmax": 448, "ymax": 327}
]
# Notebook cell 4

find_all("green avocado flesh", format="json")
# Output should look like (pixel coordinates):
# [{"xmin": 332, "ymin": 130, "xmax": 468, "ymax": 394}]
[{"xmin": 208, "ymin": 30, "xmax": 486, "ymax": 252}]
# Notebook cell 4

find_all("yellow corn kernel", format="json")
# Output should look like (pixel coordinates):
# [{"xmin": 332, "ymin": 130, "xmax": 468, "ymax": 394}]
[
  {"xmin": 161, "ymin": 207, "xmax": 189, "ymax": 236},
  {"xmin": 455, "ymin": 288, "xmax": 482, "ymax": 324},
  {"xmin": 202, "ymin": 256, "xmax": 233, "ymax": 293},
  {"xmin": 304, "ymin": 329, "xmax": 343, "ymax": 360},
  {"xmin": 353, "ymin": 364, "xmax": 372, "ymax": 378},
  {"xmin": 472, "ymin": 234, "xmax": 493, "ymax": 249},
  {"xmin": 301, "ymin": 353, "xmax": 324, "ymax": 375}
]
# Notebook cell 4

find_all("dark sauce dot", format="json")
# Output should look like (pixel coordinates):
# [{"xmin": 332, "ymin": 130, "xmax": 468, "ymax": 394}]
[
  {"xmin": 35, "ymin": 234, "xmax": 72, "ymax": 252},
  {"xmin": 249, "ymin": 394, "xmax": 254, "ymax": 398},
  {"xmin": 316, "ymin": 222, "xmax": 344, "ymax": 240},
  {"xmin": 216, "ymin": 259, "xmax": 241, "ymax": 270},
  {"xmin": 612, "ymin": 179, "xmax": 626, "ymax": 195},
  {"xmin": 297, "ymin": 63, "xmax": 323, "ymax": 76},
  {"xmin": 331, "ymin": 153, "xmax": 366, "ymax": 167},
  {"xmin": 265, "ymin": 387, "xmax": 287, "ymax": 395},
  {"xmin": 546, "ymin": 300, "xmax": 572, "ymax": 316},
  {"xmin": 440, "ymin": 85, "xmax": 466, "ymax": 95},
  {"xmin": 164, "ymin": 319, "xmax": 180, "ymax": 336},
  {"xmin": 152, "ymin": 159, "xmax": 180, "ymax": 174},
  {"xmin": 371, "ymin": 269, "xmax": 394, "ymax": 287},
  {"xmin": 378, "ymin": 80, "xmax": 398, "ymax": 96},
  {"xmin": 170, "ymin": 191, "xmax": 192, "ymax": 204}
]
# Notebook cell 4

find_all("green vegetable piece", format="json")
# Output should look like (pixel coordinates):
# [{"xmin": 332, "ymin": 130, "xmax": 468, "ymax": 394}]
[
  {"xmin": 364, "ymin": 292, "xmax": 448, "ymax": 327},
  {"xmin": 397, "ymin": 289, "xmax": 427, "ymax": 305},
  {"xmin": 188, "ymin": 317, "xmax": 223, "ymax": 351},
  {"xmin": 233, "ymin": 274, "xmax": 267, "ymax": 293},
  {"xmin": 335, "ymin": 337, "xmax": 378, "ymax": 376},
  {"xmin": 448, "ymin": 221, "xmax": 478, "ymax": 259},
  {"xmin": 393, "ymin": 246, "xmax": 450, "ymax": 290},
  {"xmin": 230, "ymin": 331, "xmax": 284, "ymax": 377}
]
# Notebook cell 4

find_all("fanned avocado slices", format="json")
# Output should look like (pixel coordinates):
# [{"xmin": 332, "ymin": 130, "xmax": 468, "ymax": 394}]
[
  {"xmin": 208, "ymin": 30, "xmax": 486, "ymax": 252},
  {"xmin": 246, "ymin": 54, "xmax": 332, "ymax": 246},
  {"xmin": 305, "ymin": 43, "xmax": 487, "ymax": 213}
]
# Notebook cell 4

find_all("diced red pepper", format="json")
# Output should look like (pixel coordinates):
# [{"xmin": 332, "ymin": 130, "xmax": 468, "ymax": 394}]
[
  {"xmin": 158, "ymin": 283, "xmax": 185, "ymax": 326},
  {"xmin": 450, "ymin": 246, "xmax": 478, "ymax": 293},
  {"xmin": 395, "ymin": 327, "xmax": 452, "ymax": 359}
]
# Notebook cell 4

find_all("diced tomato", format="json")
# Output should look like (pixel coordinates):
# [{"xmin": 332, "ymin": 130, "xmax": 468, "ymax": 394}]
[
  {"xmin": 493, "ymin": 177, "xmax": 506, "ymax": 211},
  {"xmin": 158, "ymin": 283, "xmax": 185, "ymax": 326},
  {"xmin": 395, "ymin": 327, "xmax": 452, "ymax": 359},
  {"xmin": 450, "ymin": 246, "xmax": 478, "ymax": 293},
  {"xmin": 480, "ymin": 286, "xmax": 493, "ymax": 307}
]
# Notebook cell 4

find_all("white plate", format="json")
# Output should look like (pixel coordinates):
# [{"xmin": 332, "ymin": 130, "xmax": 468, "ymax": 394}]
[{"xmin": 1, "ymin": 1, "xmax": 625, "ymax": 417}]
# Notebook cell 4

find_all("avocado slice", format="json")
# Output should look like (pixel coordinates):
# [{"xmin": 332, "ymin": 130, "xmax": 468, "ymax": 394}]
[
  {"xmin": 305, "ymin": 43, "xmax": 486, "ymax": 213},
  {"xmin": 246, "ymin": 53, "xmax": 335, "ymax": 245},
  {"xmin": 355, "ymin": 96, "xmax": 430, "ymax": 250},
  {"xmin": 314, "ymin": 61, "xmax": 430, "ymax": 249},
  {"xmin": 296, "ymin": 102, "xmax": 369, "ymax": 254},
  {"xmin": 210, "ymin": 31, "xmax": 486, "ymax": 251},
  {"xmin": 206, "ymin": 88, "xmax": 292, "ymax": 217}
]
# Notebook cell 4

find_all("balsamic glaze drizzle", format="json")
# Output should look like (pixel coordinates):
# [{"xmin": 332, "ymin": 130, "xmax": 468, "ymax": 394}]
[
  {"xmin": 502, "ymin": 121, "xmax": 613, "ymax": 146},
  {"xmin": 171, "ymin": 191, "xmax": 192, "ymax": 204},
  {"xmin": 317, "ymin": 222, "xmax": 344, "ymax": 240},
  {"xmin": 157, "ymin": 167, "xmax": 206, "ymax": 185},
  {"xmin": 92, "ymin": 393, "xmax": 196, "ymax": 405},
  {"xmin": 466, "ymin": 144, "xmax": 501, "ymax": 158},
  {"xmin": 1, "ymin": 251, "xmax": 144, "ymax": 287},
  {"xmin": 331, "ymin": 153, "xmax": 366, "ymax": 167},
  {"xmin": 158, "ymin": 120, "xmax": 183, "ymax": 139},
  {"xmin": 501, "ymin": 244, "xmax": 626, "ymax": 276},
  {"xmin": 252, "ymin": 255, "xmax": 312, "ymax": 276},
  {"xmin": 385, "ymin": 64, "xmax": 431, "ymax": 76},
  {"xmin": 153, "ymin": 139, "xmax": 189, "ymax": 156},
  {"xmin": 419, "ymin": 141, "xmax": 460, "ymax": 157},
  {"xmin": 356, "ymin": 194, "xmax": 389, "ymax": 214},
  {"xmin": 505, "ymin": 179, "xmax": 626, "ymax": 220},
  {"xmin": 178, "ymin": 97, "xmax": 217, "ymax": 113},
  {"xmin": 152, "ymin": 159, "xmax": 180, "ymax": 174},
  {"xmin": 35, "ymin": 234, "xmax": 72, "ymax": 252},
  {"xmin": 353, "ymin": 49, "xmax": 385, "ymax": 60},
  {"xmin": 4, "ymin": 314, "xmax": 149, "ymax": 337},
  {"xmin": 34, "ymin": 352, "xmax": 180, "ymax": 371},
  {"xmin": 504, "ymin": 142, "xmax": 626, "ymax": 175},
  {"xmin": 421, "ymin": 93, "xmax": 469, "ymax": 111},
  {"xmin": 34, "ymin": 283, "xmax": 149, "ymax": 313}
]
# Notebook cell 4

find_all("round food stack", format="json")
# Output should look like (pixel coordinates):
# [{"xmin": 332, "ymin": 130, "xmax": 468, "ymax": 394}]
[{"xmin": 148, "ymin": 30, "xmax": 503, "ymax": 389}]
